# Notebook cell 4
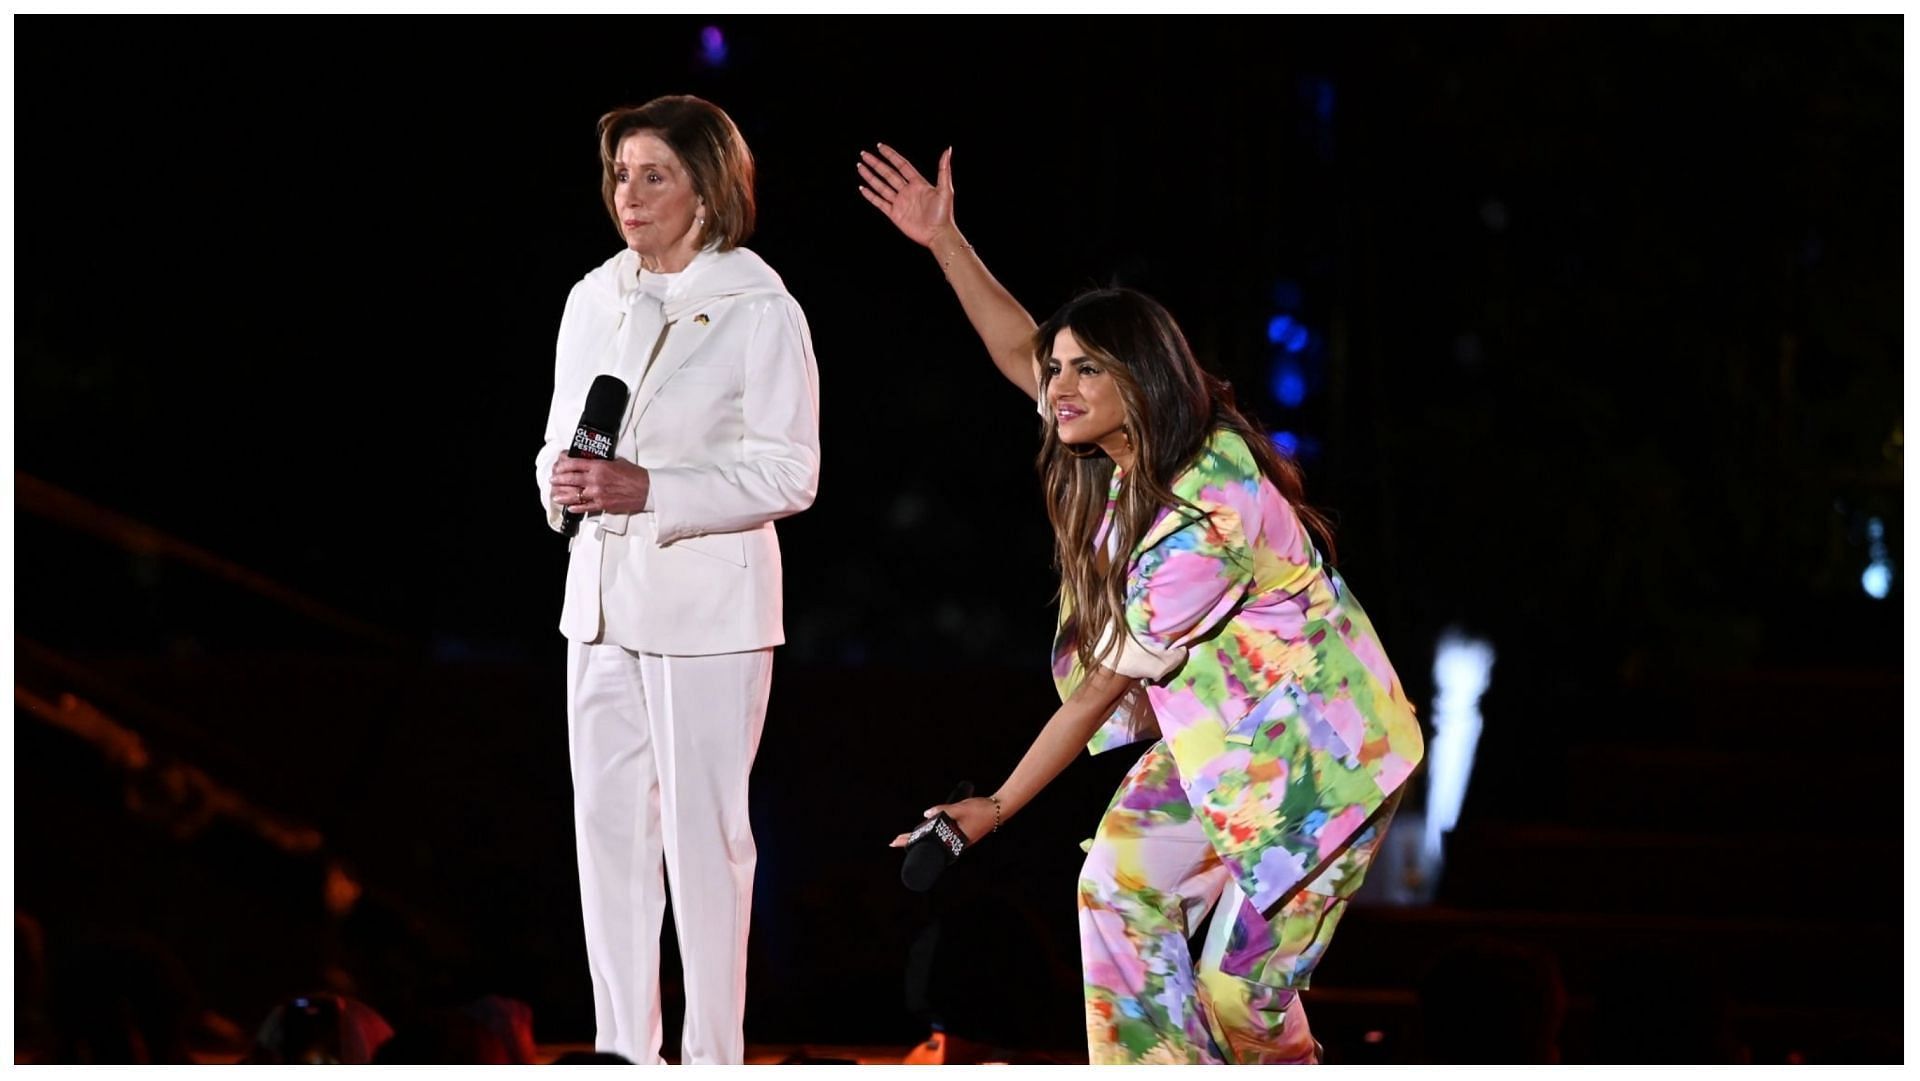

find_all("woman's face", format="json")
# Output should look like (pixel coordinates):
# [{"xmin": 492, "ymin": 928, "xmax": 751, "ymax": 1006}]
[
  {"xmin": 1046, "ymin": 329, "xmax": 1129, "ymax": 455},
  {"xmin": 613, "ymin": 130, "xmax": 702, "ymax": 263}
]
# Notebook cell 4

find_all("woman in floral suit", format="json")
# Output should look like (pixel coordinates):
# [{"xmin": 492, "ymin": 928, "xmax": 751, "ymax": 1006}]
[{"xmin": 868, "ymin": 145, "xmax": 1424, "ymax": 1065}]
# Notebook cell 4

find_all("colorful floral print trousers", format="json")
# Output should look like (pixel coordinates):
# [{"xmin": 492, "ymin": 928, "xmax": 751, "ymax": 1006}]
[{"xmin": 1079, "ymin": 740, "xmax": 1396, "ymax": 1064}]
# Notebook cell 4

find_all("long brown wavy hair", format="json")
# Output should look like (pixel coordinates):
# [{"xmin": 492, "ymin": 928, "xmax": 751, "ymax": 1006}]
[{"xmin": 1035, "ymin": 288, "xmax": 1334, "ymax": 675}]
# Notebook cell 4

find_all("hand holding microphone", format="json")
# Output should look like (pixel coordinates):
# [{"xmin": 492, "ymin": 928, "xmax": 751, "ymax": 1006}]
[
  {"xmin": 553, "ymin": 375, "xmax": 650, "ymax": 530},
  {"xmin": 891, "ymin": 782, "xmax": 1003, "ymax": 892},
  {"xmin": 553, "ymin": 458, "xmax": 652, "ymax": 520}
]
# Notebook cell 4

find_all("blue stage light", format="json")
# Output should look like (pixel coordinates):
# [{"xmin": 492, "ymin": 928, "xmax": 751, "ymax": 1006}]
[{"xmin": 1271, "ymin": 361, "xmax": 1307, "ymax": 408}]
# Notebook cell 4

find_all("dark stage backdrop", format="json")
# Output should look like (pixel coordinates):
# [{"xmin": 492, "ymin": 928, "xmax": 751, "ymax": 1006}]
[{"xmin": 15, "ymin": 17, "xmax": 1903, "ymax": 1063}]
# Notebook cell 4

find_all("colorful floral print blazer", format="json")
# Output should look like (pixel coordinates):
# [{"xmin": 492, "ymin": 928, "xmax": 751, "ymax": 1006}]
[{"xmin": 1053, "ymin": 430, "xmax": 1425, "ymax": 913}]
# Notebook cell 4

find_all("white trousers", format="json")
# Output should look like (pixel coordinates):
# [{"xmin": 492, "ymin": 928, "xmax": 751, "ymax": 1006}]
[{"xmin": 565, "ymin": 640, "xmax": 772, "ymax": 1065}]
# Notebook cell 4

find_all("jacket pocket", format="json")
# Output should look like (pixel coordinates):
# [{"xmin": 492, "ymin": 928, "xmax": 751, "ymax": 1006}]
[
  {"xmin": 1225, "ymin": 678, "xmax": 1302, "ymax": 746},
  {"xmin": 668, "ymin": 528, "xmax": 747, "ymax": 567},
  {"xmin": 667, "ymin": 365, "xmax": 737, "ymax": 388}
]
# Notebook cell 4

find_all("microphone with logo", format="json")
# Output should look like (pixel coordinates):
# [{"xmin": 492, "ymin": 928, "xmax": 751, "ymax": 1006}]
[
  {"xmin": 900, "ymin": 781, "xmax": 977, "ymax": 892},
  {"xmin": 562, "ymin": 375, "xmax": 630, "ymax": 539}
]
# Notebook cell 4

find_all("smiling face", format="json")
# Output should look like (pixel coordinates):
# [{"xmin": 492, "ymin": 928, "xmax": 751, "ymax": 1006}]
[
  {"xmin": 1045, "ymin": 328, "xmax": 1133, "ymax": 465},
  {"xmin": 612, "ymin": 130, "xmax": 703, "ymax": 269}
]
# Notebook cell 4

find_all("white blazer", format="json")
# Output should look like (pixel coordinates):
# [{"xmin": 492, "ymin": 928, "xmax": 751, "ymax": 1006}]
[{"xmin": 535, "ymin": 245, "xmax": 821, "ymax": 655}]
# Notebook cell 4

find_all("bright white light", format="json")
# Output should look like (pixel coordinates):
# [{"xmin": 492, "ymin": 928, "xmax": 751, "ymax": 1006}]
[
  {"xmin": 1862, "ymin": 516, "xmax": 1894, "ymax": 600},
  {"xmin": 1422, "ymin": 631, "xmax": 1495, "ymax": 870}
]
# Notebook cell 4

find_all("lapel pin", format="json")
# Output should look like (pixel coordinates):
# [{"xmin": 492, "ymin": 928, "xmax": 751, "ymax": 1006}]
[{"xmin": 693, "ymin": 313, "xmax": 710, "ymax": 325}]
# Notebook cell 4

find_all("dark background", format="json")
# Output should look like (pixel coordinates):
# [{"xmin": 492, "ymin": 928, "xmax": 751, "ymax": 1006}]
[{"xmin": 15, "ymin": 17, "xmax": 1904, "ymax": 1064}]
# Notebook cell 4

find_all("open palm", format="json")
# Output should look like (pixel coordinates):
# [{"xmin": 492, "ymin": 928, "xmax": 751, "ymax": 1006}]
[{"xmin": 858, "ymin": 143, "xmax": 954, "ymax": 248}]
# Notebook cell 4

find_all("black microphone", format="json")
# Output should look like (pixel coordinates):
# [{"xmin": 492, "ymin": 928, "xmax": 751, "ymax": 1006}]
[
  {"xmin": 900, "ymin": 781, "xmax": 975, "ymax": 892},
  {"xmin": 562, "ymin": 375, "xmax": 630, "ymax": 539}
]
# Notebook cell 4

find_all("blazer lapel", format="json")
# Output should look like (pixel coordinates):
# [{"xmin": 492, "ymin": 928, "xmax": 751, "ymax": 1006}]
[
  {"xmin": 1133, "ymin": 434, "xmax": 1241, "ymax": 554},
  {"xmin": 624, "ymin": 251, "xmax": 745, "ymax": 424},
  {"xmin": 624, "ymin": 300, "xmax": 683, "ymax": 424}
]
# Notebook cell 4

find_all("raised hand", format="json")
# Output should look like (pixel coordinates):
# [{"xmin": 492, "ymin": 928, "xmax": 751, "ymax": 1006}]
[{"xmin": 857, "ymin": 143, "xmax": 955, "ymax": 248}]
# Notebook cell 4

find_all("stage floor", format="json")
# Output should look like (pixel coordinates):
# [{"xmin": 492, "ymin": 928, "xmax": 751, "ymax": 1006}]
[{"xmin": 538, "ymin": 1033, "xmax": 1075, "ymax": 1066}]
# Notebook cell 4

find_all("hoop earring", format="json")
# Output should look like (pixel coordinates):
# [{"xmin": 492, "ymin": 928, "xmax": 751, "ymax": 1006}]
[{"xmin": 1064, "ymin": 442, "xmax": 1101, "ymax": 459}]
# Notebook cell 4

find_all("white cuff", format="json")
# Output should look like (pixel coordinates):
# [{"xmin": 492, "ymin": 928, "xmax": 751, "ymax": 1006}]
[{"xmin": 1095, "ymin": 624, "xmax": 1187, "ymax": 681}]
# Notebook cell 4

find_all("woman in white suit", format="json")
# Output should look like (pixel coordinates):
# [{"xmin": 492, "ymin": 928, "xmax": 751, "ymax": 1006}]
[{"xmin": 536, "ymin": 95, "xmax": 820, "ymax": 1066}]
